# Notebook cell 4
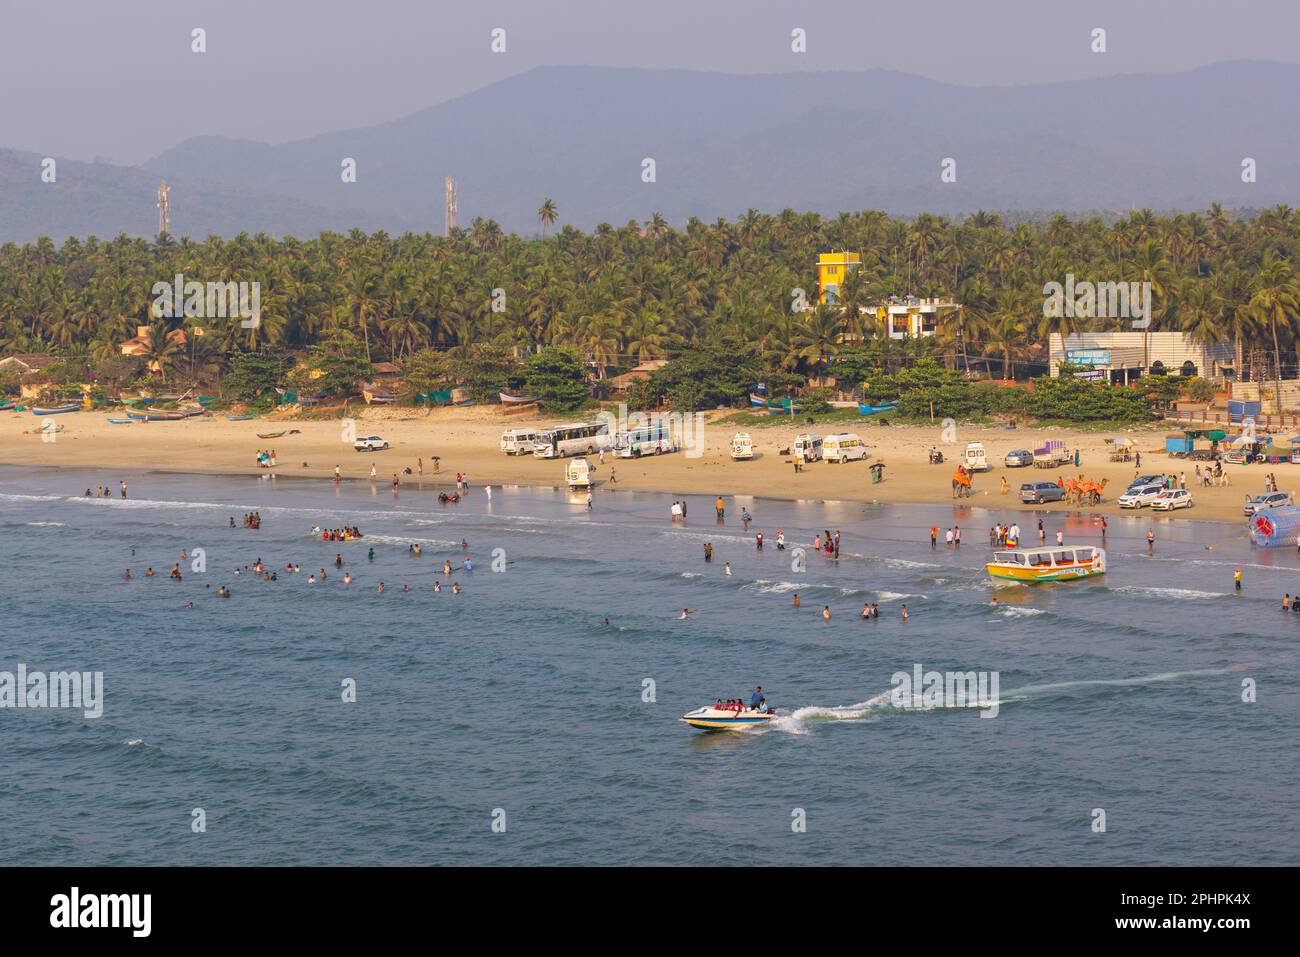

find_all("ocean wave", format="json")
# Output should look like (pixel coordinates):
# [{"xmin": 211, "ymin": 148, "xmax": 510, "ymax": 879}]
[{"xmin": 998, "ymin": 606, "xmax": 1047, "ymax": 618}]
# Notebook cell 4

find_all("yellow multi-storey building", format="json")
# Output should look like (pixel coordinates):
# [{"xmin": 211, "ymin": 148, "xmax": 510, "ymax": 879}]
[{"xmin": 817, "ymin": 252, "xmax": 861, "ymax": 305}]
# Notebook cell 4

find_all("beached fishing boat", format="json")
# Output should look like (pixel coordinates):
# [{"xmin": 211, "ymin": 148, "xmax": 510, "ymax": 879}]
[
  {"xmin": 32, "ymin": 404, "xmax": 79, "ymax": 415},
  {"xmin": 256, "ymin": 429, "xmax": 300, "ymax": 439},
  {"xmin": 858, "ymin": 401, "xmax": 898, "ymax": 415},
  {"xmin": 499, "ymin": 391, "xmax": 538, "ymax": 405},
  {"xmin": 749, "ymin": 392, "xmax": 768, "ymax": 408},
  {"xmin": 986, "ymin": 546, "xmax": 1106, "ymax": 583},
  {"xmin": 226, "ymin": 413, "xmax": 258, "ymax": 421},
  {"xmin": 126, "ymin": 410, "xmax": 184, "ymax": 421},
  {"xmin": 106, "ymin": 417, "xmax": 133, "ymax": 424},
  {"xmin": 362, "ymin": 390, "xmax": 397, "ymax": 405},
  {"xmin": 680, "ymin": 706, "xmax": 775, "ymax": 731},
  {"xmin": 0, "ymin": 401, "xmax": 16, "ymax": 411}
]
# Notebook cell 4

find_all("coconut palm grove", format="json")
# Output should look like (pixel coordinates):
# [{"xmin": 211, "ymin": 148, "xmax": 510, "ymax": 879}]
[{"xmin": 2, "ymin": 204, "xmax": 1298, "ymax": 418}]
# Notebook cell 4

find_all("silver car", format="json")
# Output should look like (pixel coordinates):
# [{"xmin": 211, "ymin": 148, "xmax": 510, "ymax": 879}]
[{"xmin": 1243, "ymin": 491, "xmax": 1292, "ymax": 515}]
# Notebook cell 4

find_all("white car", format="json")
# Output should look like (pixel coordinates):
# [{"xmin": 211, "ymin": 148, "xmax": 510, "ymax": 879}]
[
  {"xmin": 1117, "ymin": 482, "xmax": 1167, "ymax": 508},
  {"xmin": 1150, "ymin": 488, "xmax": 1193, "ymax": 511},
  {"xmin": 1243, "ymin": 491, "xmax": 1293, "ymax": 515},
  {"xmin": 353, "ymin": 435, "xmax": 390, "ymax": 452}
]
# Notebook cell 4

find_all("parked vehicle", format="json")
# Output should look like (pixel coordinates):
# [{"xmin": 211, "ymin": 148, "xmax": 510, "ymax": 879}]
[
  {"xmin": 532, "ymin": 421, "xmax": 614, "ymax": 458},
  {"xmin": 1131, "ymin": 474, "xmax": 1165, "ymax": 488},
  {"xmin": 1019, "ymin": 481, "xmax": 1065, "ymax": 504},
  {"xmin": 730, "ymin": 432, "xmax": 754, "ymax": 460},
  {"xmin": 963, "ymin": 442, "xmax": 992, "ymax": 472},
  {"xmin": 1151, "ymin": 489, "xmax": 1194, "ymax": 511},
  {"xmin": 1118, "ymin": 483, "xmax": 1167, "ymax": 508},
  {"xmin": 1003, "ymin": 449, "xmax": 1034, "ymax": 468},
  {"xmin": 615, "ymin": 424, "xmax": 677, "ymax": 458},
  {"xmin": 566, "ymin": 457, "xmax": 597, "ymax": 489},
  {"xmin": 500, "ymin": 428, "xmax": 539, "ymax": 455},
  {"xmin": 353, "ymin": 435, "xmax": 389, "ymax": 452},
  {"xmin": 1244, "ymin": 491, "xmax": 1293, "ymax": 515},
  {"xmin": 823, "ymin": 433, "xmax": 868, "ymax": 463},
  {"xmin": 1033, "ymin": 440, "xmax": 1072, "ymax": 468},
  {"xmin": 793, "ymin": 433, "xmax": 823, "ymax": 462}
]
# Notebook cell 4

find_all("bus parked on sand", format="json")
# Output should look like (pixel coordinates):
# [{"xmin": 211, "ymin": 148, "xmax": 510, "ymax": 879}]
[
  {"xmin": 500, "ymin": 428, "xmax": 540, "ymax": 455},
  {"xmin": 533, "ymin": 422, "xmax": 614, "ymax": 459},
  {"xmin": 793, "ymin": 433, "xmax": 823, "ymax": 462},
  {"xmin": 823, "ymin": 433, "xmax": 869, "ymax": 463},
  {"xmin": 615, "ymin": 423, "xmax": 677, "ymax": 458}
]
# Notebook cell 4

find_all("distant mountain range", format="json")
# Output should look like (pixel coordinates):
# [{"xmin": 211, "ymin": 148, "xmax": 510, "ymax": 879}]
[{"xmin": 3, "ymin": 61, "xmax": 1299, "ymax": 243}]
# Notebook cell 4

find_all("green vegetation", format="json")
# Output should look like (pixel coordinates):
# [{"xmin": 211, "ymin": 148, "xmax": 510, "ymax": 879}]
[{"xmin": 1, "ymin": 205, "xmax": 1297, "ymax": 418}]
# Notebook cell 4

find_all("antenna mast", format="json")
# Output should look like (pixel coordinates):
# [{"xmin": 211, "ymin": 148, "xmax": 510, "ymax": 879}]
[
  {"xmin": 444, "ymin": 176, "xmax": 457, "ymax": 237},
  {"xmin": 156, "ymin": 180, "xmax": 171, "ymax": 236}
]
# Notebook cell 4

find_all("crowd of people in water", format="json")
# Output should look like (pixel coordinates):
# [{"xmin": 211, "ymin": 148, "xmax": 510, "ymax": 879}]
[
  {"xmin": 313, "ymin": 525, "xmax": 362, "ymax": 541},
  {"xmin": 85, "ymin": 482, "xmax": 127, "ymax": 498}
]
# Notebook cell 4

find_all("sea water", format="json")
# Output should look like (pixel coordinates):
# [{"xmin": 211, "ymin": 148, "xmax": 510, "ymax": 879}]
[{"xmin": 0, "ymin": 464, "xmax": 1296, "ymax": 865}]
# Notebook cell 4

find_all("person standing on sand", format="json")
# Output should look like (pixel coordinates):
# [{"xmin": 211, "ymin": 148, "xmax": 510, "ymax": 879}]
[
  {"xmin": 1135, "ymin": 450, "xmax": 1142, "ymax": 468},
  {"xmin": 334, "ymin": 465, "xmax": 341, "ymax": 482},
  {"xmin": 417, "ymin": 458, "xmax": 423, "ymax": 476},
  {"xmin": 1000, "ymin": 476, "xmax": 1008, "ymax": 495}
]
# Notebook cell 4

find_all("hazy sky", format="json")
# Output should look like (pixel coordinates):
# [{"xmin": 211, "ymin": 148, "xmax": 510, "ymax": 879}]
[{"xmin": 1, "ymin": 0, "xmax": 1295, "ymax": 165}]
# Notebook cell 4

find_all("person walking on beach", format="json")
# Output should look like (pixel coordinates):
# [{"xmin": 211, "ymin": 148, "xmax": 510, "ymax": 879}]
[
  {"xmin": 586, "ymin": 491, "xmax": 593, "ymax": 511},
  {"xmin": 1135, "ymin": 450, "xmax": 1142, "ymax": 468},
  {"xmin": 334, "ymin": 465, "xmax": 341, "ymax": 483},
  {"xmin": 1100, "ymin": 516, "xmax": 1108, "ymax": 540},
  {"xmin": 369, "ymin": 464, "xmax": 377, "ymax": 480},
  {"xmin": 1038, "ymin": 519, "xmax": 1045, "ymax": 543},
  {"xmin": 715, "ymin": 497, "xmax": 725, "ymax": 519}
]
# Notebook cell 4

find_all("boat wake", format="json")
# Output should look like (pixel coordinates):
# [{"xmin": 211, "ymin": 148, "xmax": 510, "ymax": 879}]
[{"xmin": 760, "ymin": 665, "xmax": 1251, "ymax": 735}]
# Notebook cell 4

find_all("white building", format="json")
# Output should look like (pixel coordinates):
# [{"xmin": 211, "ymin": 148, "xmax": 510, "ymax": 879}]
[
  {"xmin": 871, "ymin": 297, "xmax": 961, "ymax": 339},
  {"xmin": 1048, "ymin": 332, "xmax": 1233, "ymax": 384}
]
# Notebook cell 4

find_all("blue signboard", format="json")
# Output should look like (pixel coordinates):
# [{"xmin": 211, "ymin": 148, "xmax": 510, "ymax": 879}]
[{"xmin": 1065, "ymin": 349, "xmax": 1111, "ymax": 366}]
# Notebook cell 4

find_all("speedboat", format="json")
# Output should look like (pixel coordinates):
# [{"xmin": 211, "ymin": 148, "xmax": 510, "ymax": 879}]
[{"xmin": 680, "ymin": 706, "xmax": 774, "ymax": 731}]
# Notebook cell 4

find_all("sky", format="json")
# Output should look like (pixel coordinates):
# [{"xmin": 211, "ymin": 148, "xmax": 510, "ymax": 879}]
[{"xmin": 0, "ymin": 0, "xmax": 1295, "ymax": 165}]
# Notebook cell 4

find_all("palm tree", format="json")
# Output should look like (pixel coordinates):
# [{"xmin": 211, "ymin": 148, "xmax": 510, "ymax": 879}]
[
  {"xmin": 538, "ymin": 199, "xmax": 558, "ymax": 237},
  {"xmin": 1249, "ymin": 251, "xmax": 1299, "ymax": 409}
]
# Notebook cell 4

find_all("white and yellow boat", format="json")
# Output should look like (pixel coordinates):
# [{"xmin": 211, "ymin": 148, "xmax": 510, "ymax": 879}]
[
  {"xmin": 681, "ymin": 706, "xmax": 774, "ymax": 731},
  {"xmin": 986, "ymin": 546, "xmax": 1105, "ymax": 583}
]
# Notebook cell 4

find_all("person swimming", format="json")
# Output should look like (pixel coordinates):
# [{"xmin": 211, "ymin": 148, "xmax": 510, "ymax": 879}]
[
  {"xmin": 433, "ymin": 581, "xmax": 441, "ymax": 592},
  {"xmin": 451, "ymin": 582, "xmax": 461, "ymax": 594},
  {"xmin": 680, "ymin": 608, "xmax": 693, "ymax": 619}
]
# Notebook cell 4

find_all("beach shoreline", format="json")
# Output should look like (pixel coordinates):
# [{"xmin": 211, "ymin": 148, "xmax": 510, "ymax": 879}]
[{"xmin": 1, "ymin": 407, "xmax": 1284, "ymax": 526}]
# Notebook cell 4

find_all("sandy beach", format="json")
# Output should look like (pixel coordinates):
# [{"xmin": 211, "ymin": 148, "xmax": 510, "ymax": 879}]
[{"xmin": 2, "ymin": 405, "xmax": 1286, "ymax": 526}]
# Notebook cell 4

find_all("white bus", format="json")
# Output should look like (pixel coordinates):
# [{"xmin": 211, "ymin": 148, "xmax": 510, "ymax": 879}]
[
  {"xmin": 823, "ymin": 433, "xmax": 869, "ymax": 463},
  {"xmin": 793, "ymin": 433, "xmax": 824, "ymax": 462},
  {"xmin": 533, "ymin": 421, "xmax": 614, "ymax": 459},
  {"xmin": 615, "ymin": 423, "xmax": 677, "ymax": 458},
  {"xmin": 500, "ymin": 428, "xmax": 539, "ymax": 455}
]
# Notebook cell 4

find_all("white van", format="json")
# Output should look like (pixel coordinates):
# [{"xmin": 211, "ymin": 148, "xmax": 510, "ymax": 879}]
[
  {"xmin": 963, "ymin": 442, "xmax": 991, "ymax": 472},
  {"xmin": 730, "ymin": 432, "xmax": 754, "ymax": 460},
  {"xmin": 823, "ymin": 433, "xmax": 868, "ymax": 463},
  {"xmin": 500, "ymin": 428, "xmax": 538, "ymax": 455},
  {"xmin": 793, "ymin": 433, "xmax": 824, "ymax": 462},
  {"xmin": 566, "ymin": 457, "xmax": 597, "ymax": 489}
]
